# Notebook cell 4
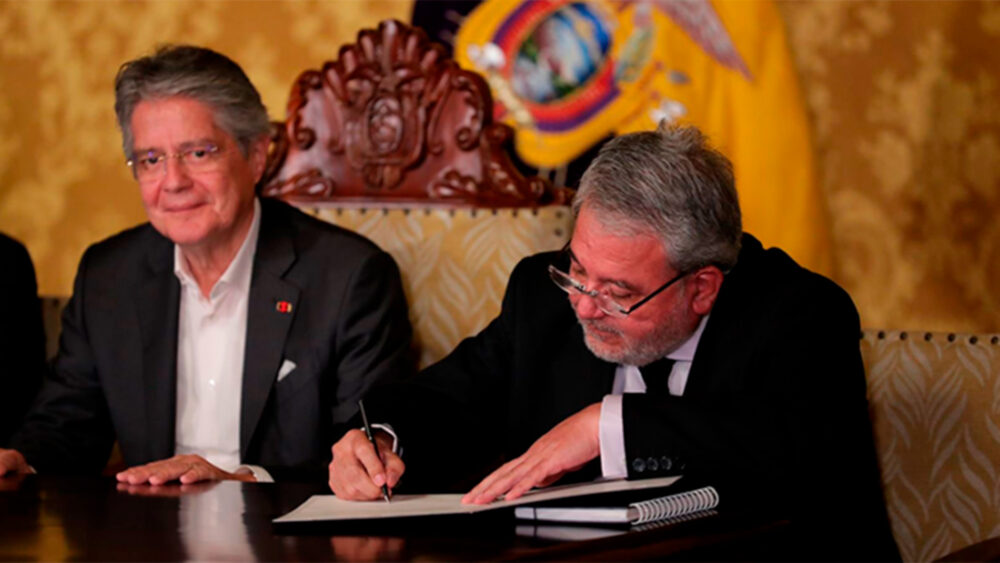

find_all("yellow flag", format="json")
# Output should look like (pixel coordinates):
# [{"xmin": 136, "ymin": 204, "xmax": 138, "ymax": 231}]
[{"xmin": 456, "ymin": 0, "xmax": 831, "ymax": 274}]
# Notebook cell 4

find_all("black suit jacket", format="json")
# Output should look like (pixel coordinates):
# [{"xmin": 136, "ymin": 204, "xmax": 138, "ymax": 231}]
[
  {"xmin": 11, "ymin": 198, "xmax": 413, "ymax": 480},
  {"xmin": 0, "ymin": 233, "xmax": 45, "ymax": 445},
  {"xmin": 366, "ymin": 233, "xmax": 897, "ymax": 559}
]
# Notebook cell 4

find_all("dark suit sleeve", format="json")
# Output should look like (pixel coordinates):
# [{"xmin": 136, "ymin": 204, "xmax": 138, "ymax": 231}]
[
  {"xmin": 10, "ymin": 247, "xmax": 115, "ymax": 472},
  {"xmin": 0, "ymin": 234, "xmax": 45, "ymax": 445},
  {"xmin": 364, "ymin": 258, "xmax": 526, "ymax": 491},
  {"xmin": 328, "ymin": 250, "xmax": 414, "ymax": 430}
]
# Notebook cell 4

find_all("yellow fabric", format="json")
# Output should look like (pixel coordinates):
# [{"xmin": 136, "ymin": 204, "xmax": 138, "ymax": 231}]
[
  {"xmin": 862, "ymin": 330, "xmax": 1000, "ymax": 561},
  {"xmin": 455, "ymin": 0, "xmax": 831, "ymax": 275},
  {"xmin": 308, "ymin": 207, "xmax": 573, "ymax": 368},
  {"xmin": 617, "ymin": 0, "xmax": 830, "ymax": 276}
]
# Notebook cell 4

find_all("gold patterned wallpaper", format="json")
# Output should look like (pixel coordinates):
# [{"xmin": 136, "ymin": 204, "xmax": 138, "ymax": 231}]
[
  {"xmin": 778, "ymin": 0, "xmax": 1000, "ymax": 333},
  {"xmin": 0, "ymin": 0, "xmax": 412, "ymax": 296},
  {"xmin": 0, "ymin": 0, "xmax": 997, "ymax": 334}
]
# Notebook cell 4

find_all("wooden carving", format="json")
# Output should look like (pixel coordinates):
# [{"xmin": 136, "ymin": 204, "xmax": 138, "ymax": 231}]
[{"xmin": 260, "ymin": 19, "xmax": 571, "ymax": 207}]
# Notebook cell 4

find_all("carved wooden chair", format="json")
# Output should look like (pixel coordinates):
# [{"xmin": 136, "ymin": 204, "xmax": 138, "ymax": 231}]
[{"xmin": 261, "ymin": 19, "xmax": 574, "ymax": 367}]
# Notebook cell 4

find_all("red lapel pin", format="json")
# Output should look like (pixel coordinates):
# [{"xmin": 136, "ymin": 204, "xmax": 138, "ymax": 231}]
[{"xmin": 276, "ymin": 300, "xmax": 293, "ymax": 314}]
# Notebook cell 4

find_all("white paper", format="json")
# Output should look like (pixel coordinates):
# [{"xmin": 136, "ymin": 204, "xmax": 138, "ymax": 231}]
[{"xmin": 273, "ymin": 475, "xmax": 681, "ymax": 523}]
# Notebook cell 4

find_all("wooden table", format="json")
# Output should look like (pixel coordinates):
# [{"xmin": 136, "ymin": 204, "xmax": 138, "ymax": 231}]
[{"xmin": 0, "ymin": 474, "xmax": 793, "ymax": 561}]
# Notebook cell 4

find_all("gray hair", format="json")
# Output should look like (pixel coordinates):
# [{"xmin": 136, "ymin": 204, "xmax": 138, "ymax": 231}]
[
  {"xmin": 573, "ymin": 124, "xmax": 742, "ymax": 273},
  {"xmin": 114, "ymin": 44, "xmax": 270, "ymax": 160}
]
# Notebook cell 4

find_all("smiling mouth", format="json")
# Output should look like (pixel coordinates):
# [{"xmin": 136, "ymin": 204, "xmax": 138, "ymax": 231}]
[{"xmin": 162, "ymin": 202, "xmax": 206, "ymax": 213}]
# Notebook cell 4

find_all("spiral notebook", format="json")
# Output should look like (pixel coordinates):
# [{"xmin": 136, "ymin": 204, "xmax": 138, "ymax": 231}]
[
  {"xmin": 514, "ymin": 485, "xmax": 719, "ymax": 525},
  {"xmin": 516, "ymin": 509, "xmax": 719, "ymax": 542}
]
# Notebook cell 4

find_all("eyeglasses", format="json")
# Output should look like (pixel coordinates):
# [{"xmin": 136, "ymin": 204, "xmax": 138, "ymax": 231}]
[
  {"xmin": 548, "ymin": 263, "xmax": 689, "ymax": 318},
  {"xmin": 126, "ymin": 143, "xmax": 224, "ymax": 183}
]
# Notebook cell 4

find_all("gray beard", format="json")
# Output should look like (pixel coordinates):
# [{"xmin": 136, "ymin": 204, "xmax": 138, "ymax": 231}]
[{"xmin": 578, "ymin": 316, "xmax": 689, "ymax": 366}]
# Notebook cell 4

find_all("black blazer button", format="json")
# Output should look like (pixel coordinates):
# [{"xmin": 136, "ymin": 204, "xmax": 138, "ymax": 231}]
[
  {"xmin": 632, "ymin": 458, "xmax": 646, "ymax": 473},
  {"xmin": 660, "ymin": 456, "xmax": 672, "ymax": 471},
  {"xmin": 646, "ymin": 457, "xmax": 659, "ymax": 472}
]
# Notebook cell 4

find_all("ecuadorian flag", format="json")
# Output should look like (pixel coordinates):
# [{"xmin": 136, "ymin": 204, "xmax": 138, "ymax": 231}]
[{"xmin": 456, "ymin": 0, "xmax": 832, "ymax": 275}]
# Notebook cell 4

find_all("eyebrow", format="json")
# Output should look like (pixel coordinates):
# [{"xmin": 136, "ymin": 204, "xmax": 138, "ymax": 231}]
[
  {"xmin": 566, "ymin": 248, "xmax": 640, "ymax": 291},
  {"xmin": 132, "ymin": 137, "xmax": 219, "ymax": 156}
]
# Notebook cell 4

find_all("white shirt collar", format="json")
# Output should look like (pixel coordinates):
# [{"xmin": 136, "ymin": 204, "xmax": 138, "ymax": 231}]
[
  {"xmin": 666, "ymin": 314, "xmax": 710, "ymax": 362},
  {"xmin": 173, "ymin": 198, "xmax": 261, "ymax": 300}
]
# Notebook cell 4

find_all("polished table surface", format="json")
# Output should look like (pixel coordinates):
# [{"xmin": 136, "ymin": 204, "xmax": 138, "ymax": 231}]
[{"xmin": 0, "ymin": 474, "xmax": 792, "ymax": 561}]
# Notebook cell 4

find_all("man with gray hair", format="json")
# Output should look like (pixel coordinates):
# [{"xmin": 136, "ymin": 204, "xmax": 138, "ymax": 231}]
[
  {"xmin": 0, "ymin": 45, "xmax": 413, "ymax": 483},
  {"xmin": 329, "ymin": 124, "xmax": 897, "ymax": 558}
]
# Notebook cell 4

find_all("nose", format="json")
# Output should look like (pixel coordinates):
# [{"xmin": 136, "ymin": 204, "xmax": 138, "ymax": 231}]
[
  {"xmin": 571, "ymin": 292, "xmax": 606, "ymax": 320},
  {"xmin": 161, "ymin": 156, "xmax": 192, "ymax": 191}
]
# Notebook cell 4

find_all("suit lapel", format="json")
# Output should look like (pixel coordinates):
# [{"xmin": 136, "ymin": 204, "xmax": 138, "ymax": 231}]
[
  {"xmin": 684, "ymin": 235, "xmax": 759, "ymax": 397},
  {"xmin": 240, "ymin": 202, "xmax": 299, "ymax": 458},
  {"xmin": 136, "ymin": 233, "xmax": 180, "ymax": 462}
]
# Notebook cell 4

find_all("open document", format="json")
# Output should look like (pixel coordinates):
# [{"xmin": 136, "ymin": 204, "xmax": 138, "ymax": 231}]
[{"xmin": 273, "ymin": 476, "xmax": 681, "ymax": 523}]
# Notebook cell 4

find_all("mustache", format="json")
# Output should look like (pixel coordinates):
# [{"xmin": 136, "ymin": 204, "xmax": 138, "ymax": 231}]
[{"xmin": 579, "ymin": 318, "xmax": 622, "ymax": 336}]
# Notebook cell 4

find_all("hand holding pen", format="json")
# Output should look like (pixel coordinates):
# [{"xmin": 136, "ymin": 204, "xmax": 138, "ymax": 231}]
[{"xmin": 358, "ymin": 400, "xmax": 392, "ymax": 502}]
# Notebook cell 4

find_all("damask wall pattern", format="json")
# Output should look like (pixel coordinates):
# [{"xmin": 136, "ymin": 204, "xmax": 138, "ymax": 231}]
[
  {"xmin": 778, "ymin": 0, "xmax": 1000, "ymax": 333},
  {"xmin": 0, "ymin": 0, "xmax": 997, "ymax": 334},
  {"xmin": 0, "ymin": 0, "xmax": 411, "ymax": 296},
  {"xmin": 308, "ymin": 207, "xmax": 572, "ymax": 369}
]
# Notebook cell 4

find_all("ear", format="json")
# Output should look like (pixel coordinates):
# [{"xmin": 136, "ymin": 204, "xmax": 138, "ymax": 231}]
[
  {"xmin": 248, "ymin": 134, "xmax": 270, "ymax": 184},
  {"xmin": 687, "ymin": 266, "xmax": 724, "ymax": 316}
]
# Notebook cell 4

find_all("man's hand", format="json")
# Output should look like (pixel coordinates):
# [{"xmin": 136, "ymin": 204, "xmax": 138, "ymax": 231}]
[
  {"xmin": 462, "ymin": 403, "xmax": 602, "ymax": 505},
  {"xmin": 0, "ymin": 449, "xmax": 30, "ymax": 476},
  {"xmin": 115, "ymin": 454, "xmax": 256, "ymax": 485},
  {"xmin": 329, "ymin": 429, "xmax": 403, "ymax": 500}
]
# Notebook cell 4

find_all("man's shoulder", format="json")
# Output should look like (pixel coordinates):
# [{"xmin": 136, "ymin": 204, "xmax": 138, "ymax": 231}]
[
  {"xmin": 260, "ymin": 197, "xmax": 387, "ymax": 260},
  {"xmin": 500, "ymin": 250, "xmax": 565, "ymax": 302},
  {"xmin": 79, "ymin": 223, "xmax": 168, "ymax": 274},
  {"xmin": 0, "ymin": 232, "xmax": 32, "ymax": 270},
  {"xmin": 0, "ymin": 232, "xmax": 36, "ymax": 293},
  {"xmin": 715, "ymin": 233, "xmax": 858, "ymax": 327},
  {"xmin": 733, "ymin": 234, "xmax": 850, "ymax": 301},
  {"xmin": 511, "ymin": 250, "xmax": 562, "ymax": 280},
  {"xmin": 0, "ymin": 231, "xmax": 28, "ymax": 256}
]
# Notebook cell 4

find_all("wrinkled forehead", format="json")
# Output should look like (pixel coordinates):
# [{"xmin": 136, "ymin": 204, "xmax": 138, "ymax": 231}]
[
  {"xmin": 571, "ymin": 205, "xmax": 667, "ymax": 254},
  {"xmin": 129, "ymin": 96, "xmax": 229, "ymax": 152},
  {"xmin": 568, "ymin": 207, "xmax": 673, "ymax": 285}
]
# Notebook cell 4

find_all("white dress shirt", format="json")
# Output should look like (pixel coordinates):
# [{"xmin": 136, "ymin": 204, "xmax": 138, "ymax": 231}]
[
  {"xmin": 174, "ymin": 198, "xmax": 272, "ymax": 481},
  {"xmin": 599, "ymin": 315, "xmax": 710, "ymax": 478}
]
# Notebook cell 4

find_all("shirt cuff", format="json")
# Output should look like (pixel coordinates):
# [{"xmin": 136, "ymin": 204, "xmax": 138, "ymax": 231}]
[
  {"xmin": 370, "ymin": 423, "xmax": 400, "ymax": 454},
  {"xmin": 236, "ymin": 464, "xmax": 274, "ymax": 483},
  {"xmin": 599, "ymin": 394, "xmax": 628, "ymax": 479}
]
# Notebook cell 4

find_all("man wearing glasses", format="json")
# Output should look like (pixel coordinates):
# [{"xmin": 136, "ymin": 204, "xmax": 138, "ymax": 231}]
[
  {"xmin": 329, "ymin": 124, "xmax": 896, "ymax": 559},
  {"xmin": 0, "ymin": 45, "xmax": 412, "ymax": 483}
]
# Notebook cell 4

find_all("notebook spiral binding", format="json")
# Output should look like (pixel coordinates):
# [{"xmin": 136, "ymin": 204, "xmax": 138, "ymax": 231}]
[
  {"xmin": 631, "ymin": 486, "xmax": 719, "ymax": 524},
  {"xmin": 631, "ymin": 509, "xmax": 718, "ymax": 532}
]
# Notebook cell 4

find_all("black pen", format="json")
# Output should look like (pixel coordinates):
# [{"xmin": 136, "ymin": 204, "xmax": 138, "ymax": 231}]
[{"xmin": 358, "ymin": 400, "xmax": 391, "ymax": 502}]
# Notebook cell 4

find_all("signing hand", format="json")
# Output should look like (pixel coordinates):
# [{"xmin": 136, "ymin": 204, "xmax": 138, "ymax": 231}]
[
  {"xmin": 0, "ymin": 448, "xmax": 31, "ymax": 476},
  {"xmin": 115, "ymin": 454, "xmax": 255, "ymax": 485},
  {"xmin": 329, "ymin": 429, "xmax": 403, "ymax": 500},
  {"xmin": 462, "ymin": 403, "xmax": 602, "ymax": 505}
]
